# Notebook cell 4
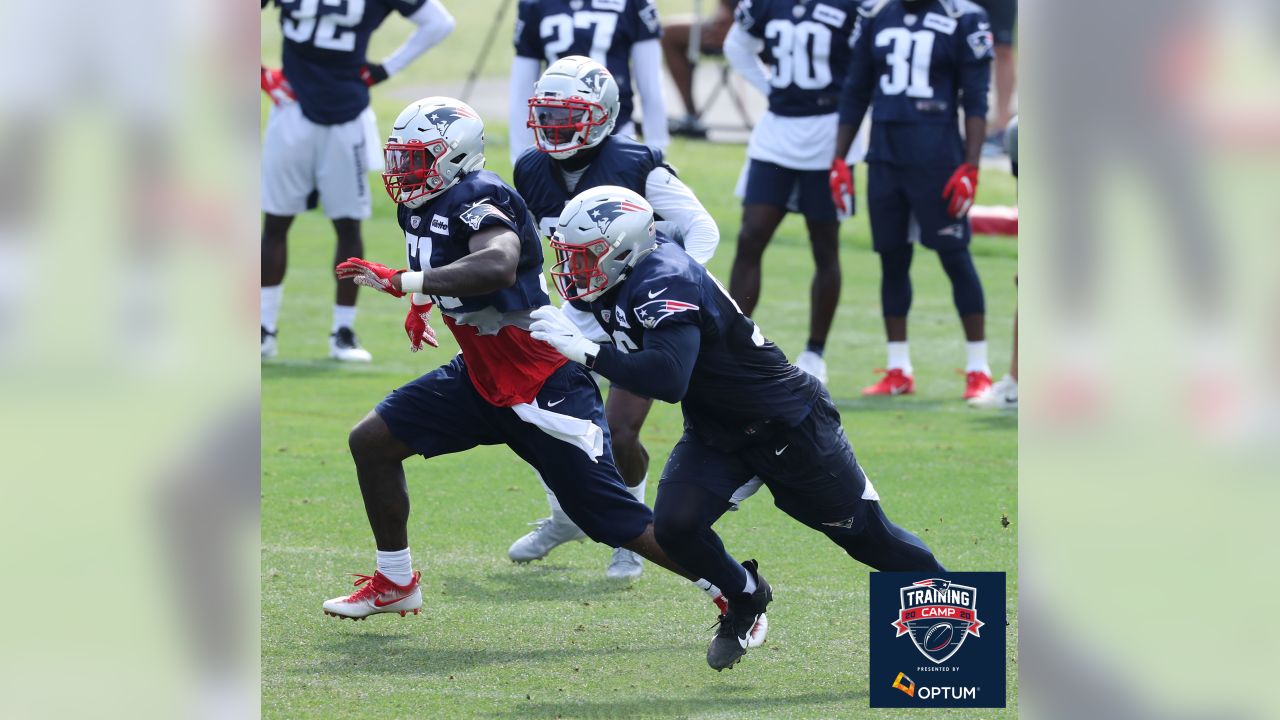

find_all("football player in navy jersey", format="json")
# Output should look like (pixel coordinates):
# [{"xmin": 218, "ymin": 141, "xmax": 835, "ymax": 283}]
[
  {"xmin": 833, "ymin": 0, "xmax": 995, "ymax": 399},
  {"xmin": 508, "ymin": 0, "xmax": 668, "ymax": 164},
  {"xmin": 722, "ymin": 0, "xmax": 863, "ymax": 386},
  {"xmin": 320, "ymin": 98, "xmax": 747, "ymax": 627},
  {"xmin": 261, "ymin": 0, "xmax": 454, "ymax": 362},
  {"xmin": 506, "ymin": 56, "xmax": 732, "ymax": 580},
  {"xmin": 530, "ymin": 186, "xmax": 945, "ymax": 671}
]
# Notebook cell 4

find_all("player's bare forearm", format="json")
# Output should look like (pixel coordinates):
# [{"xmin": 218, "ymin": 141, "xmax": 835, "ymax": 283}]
[
  {"xmin": 836, "ymin": 122, "xmax": 860, "ymax": 160},
  {"xmin": 396, "ymin": 227, "xmax": 521, "ymax": 297},
  {"xmin": 964, "ymin": 115, "xmax": 987, "ymax": 167}
]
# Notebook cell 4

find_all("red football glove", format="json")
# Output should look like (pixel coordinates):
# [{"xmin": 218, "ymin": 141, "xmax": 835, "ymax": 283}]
[
  {"xmin": 404, "ymin": 299, "xmax": 439, "ymax": 352},
  {"xmin": 942, "ymin": 163, "xmax": 980, "ymax": 218},
  {"xmin": 829, "ymin": 157, "xmax": 854, "ymax": 216},
  {"xmin": 360, "ymin": 63, "xmax": 389, "ymax": 87},
  {"xmin": 335, "ymin": 257, "xmax": 407, "ymax": 298},
  {"xmin": 261, "ymin": 66, "xmax": 296, "ymax": 106}
]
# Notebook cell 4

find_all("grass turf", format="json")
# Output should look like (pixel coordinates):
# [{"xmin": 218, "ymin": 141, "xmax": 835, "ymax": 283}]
[{"xmin": 262, "ymin": 9, "xmax": 1017, "ymax": 716}]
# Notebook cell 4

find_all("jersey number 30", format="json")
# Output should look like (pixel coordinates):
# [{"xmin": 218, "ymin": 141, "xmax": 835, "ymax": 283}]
[
  {"xmin": 282, "ymin": 0, "xmax": 366, "ymax": 52},
  {"xmin": 763, "ymin": 20, "xmax": 833, "ymax": 90}
]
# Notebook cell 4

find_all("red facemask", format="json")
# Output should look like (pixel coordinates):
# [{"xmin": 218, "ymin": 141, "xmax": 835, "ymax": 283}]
[
  {"xmin": 381, "ymin": 138, "xmax": 450, "ymax": 205},
  {"xmin": 549, "ymin": 235, "xmax": 611, "ymax": 301},
  {"xmin": 528, "ymin": 97, "xmax": 607, "ymax": 155}
]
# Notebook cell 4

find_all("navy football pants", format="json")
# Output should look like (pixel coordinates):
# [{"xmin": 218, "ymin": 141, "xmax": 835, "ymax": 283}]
[
  {"xmin": 653, "ymin": 389, "xmax": 945, "ymax": 597},
  {"xmin": 375, "ymin": 355, "xmax": 653, "ymax": 548}
]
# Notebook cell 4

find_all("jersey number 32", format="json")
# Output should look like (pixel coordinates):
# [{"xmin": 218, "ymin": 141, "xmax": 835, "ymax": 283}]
[{"xmin": 281, "ymin": 0, "xmax": 366, "ymax": 52}]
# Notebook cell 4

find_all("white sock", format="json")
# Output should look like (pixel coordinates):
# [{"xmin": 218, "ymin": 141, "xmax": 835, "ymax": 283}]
[
  {"xmin": 626, "ymin": 476, "xmax": 647, "ymax": 504},
  {"xmin": 333, "ymin": 305, "xmax": 357, "ymax": 333},
  {"xmin": 694, "ymin": 578, "xmax": 719, "ymax": 597},
  {"xmin": 375, "ymin": 548, "xmax": 414, "ymax": 586},
  {"xmin": 887, "ymin": 341, "xmax": 912, "ymax": 374},
  {"xmin": 965, "ymin": 341, "xmax": 991, "ymax": 374},
  {"xmin": 261, "ymin": 285, "xmax": 283, "ymax": 334},
  {"xmin": 741, "ymin": 567, "xmax": 758, "ymax": 595}
]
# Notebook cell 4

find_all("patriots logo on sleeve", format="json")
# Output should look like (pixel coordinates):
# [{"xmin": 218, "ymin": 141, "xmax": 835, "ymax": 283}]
[
  {"xmin": 967, "ymin": 26, "xmax": 994, "ymax": 59},
  {"xmin": 590, "ymin": 200, "xmax": 649, "ymax": 234},
  {"xmin": 427, "ymin": 105, "xmax": 478, "ymax": 135},
  {"xmin": 459, "ymin": 200, "xmax": 512, "ymax": 230},
  {"xmin": 634, "ymin": 298, "xmax": 699, "ymax": 329}
]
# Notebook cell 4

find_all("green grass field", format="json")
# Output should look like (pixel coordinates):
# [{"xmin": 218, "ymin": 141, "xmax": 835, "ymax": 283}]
[{"xmin": 262, "ymin": 7, "xmax": 1018, "ymax": 717}]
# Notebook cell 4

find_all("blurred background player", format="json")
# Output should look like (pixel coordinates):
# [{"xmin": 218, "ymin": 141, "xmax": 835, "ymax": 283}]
[
  {"xmin": 260, "ymin": 0, "xmax": 455, "ymax": 361},
  {"xmin": 508, "ymin": 0, "xmax": 669, "ymax": 165},
  {"xmin": 661, "ymin": 0, "xmax": 737, "ymax": 138},
  {"xmin": 530, "ymin": 187, "xmax": 945, "ymax": 671},
  {"xmin": 723, "ymin": 0, "xmax": 863, "ymax": 385},
  {"xmin": 970, "ymin": 115, "xmax": 1017, "ymax": 409},
  {"xmin": 322, "ymin": 97, "xmax": 709, "ymax": 621},
  {"xmin": 507, "ymin": 56, "xmax": 722, "ymax": 580},
  {"xmin": 973, "ymin": 0, "xmax": 1015, "ymax": 155},
  {"xmin": 834, "ymin": 0, "xmax": 994, "ymax": 399}
]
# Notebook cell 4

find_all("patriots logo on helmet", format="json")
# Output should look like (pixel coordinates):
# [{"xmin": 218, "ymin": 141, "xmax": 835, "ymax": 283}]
[
  {"xmin": 426, "ymin": 105, "xmax": 477, "ymax": 136},
  {"xmin": 589, "ymin": 200, "xmax": 648, "ymax": 235},
  {"xmin": 634, "ymin": 298, "xmax": 699, "ymax": 329},
  {"xmin": 579, "ymin": 66, "xmax": 612, "ymax": 94}
]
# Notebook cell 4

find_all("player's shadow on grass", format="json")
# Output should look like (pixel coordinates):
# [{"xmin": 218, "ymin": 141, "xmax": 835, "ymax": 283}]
[
  {"xmin": 436, "ymin": 568, "xmax": 642, "ymax": 603},
  {"xmin": 497, "ymin": 688, "xmax": 865, "ymax": 719},
  {"xmin": 310, "ymin": 632, "xmax": 702, "ymax": 676}
]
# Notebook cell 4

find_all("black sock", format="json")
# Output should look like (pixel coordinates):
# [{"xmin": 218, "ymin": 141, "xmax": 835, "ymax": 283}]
[{"xmin": 805, "ymin": 340, "xmax": 825, "ymax": 356}]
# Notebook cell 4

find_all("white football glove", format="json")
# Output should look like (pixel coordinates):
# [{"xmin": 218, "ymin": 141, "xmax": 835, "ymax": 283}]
[{"xmin": 529, "ymin": 305, "xmax": 600, "ymax": 365}]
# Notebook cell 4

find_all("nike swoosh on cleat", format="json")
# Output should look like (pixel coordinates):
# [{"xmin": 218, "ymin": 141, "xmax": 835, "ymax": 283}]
[
  {"xmin": 547, "ymin": 398, "xmax": 565, "ymax": 407},
  {"xmin": 373, "ymin": 595, "xmax": 411, "ymax": 608},
  {"xmin": 647, "ymin": 287, "xmax": 668, "ymax": 299}
]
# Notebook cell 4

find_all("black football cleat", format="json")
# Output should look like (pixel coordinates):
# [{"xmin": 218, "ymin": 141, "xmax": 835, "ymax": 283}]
[{"xmin": 707, "ymin": 559, "xmax": 772, "ymax": 671}]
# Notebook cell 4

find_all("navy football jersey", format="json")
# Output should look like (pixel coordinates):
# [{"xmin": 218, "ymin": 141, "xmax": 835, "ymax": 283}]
[
  {"xmin": 588, "ymin": 240, "xmax": 821, "ymax": 445},
  {"xmin": 398, "ymin": 170, "xmax": 568, "ymax": 406},
  {"xmin": 270, "ymin": 0, "xmax": 428, "ymax": 125},
  {"xmin": 514, "ymin": 0, "xmax": 662, "ymax": 130},
  {"xmin": 842, "ymin": 0, "xmax": 993, "ymax": 166},
  {"xmin": 513, "ymin": 135, "xmax": 664, "ymax": 243},
  {"xmin": 734, "ymin": 0, "xmax": 861, "ymax": 117}
]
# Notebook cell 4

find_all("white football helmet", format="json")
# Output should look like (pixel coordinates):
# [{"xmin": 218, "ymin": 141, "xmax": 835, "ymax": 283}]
[
  {"xmin": 382, "ymin": 96, "xmax": 486, "ymax": 209},
  {"xmin": 550, "ymin": 185, "xmax": 657, "ymax": 302},
  {"xmin": 528, "ymin": 56, "xmax": 619, "ymax": 160}
]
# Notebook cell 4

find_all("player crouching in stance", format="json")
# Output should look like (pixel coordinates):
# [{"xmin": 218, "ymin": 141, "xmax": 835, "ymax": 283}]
[
  {"xmin": 319, "ymin": 97, "xmax": 737, "ymax": 628},
  {"xmin": 507, "ymin": 56, "xmax": 726, "ymax": 580},
  {"xmin": 530, "ymin": 186, "xmax": 947, "ymax": 670}
]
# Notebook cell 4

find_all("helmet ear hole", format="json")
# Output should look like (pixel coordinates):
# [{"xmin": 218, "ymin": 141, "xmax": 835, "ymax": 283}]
[{"xmin": 450, "ymin": 153, "xmax": 467, "ymax": 164}]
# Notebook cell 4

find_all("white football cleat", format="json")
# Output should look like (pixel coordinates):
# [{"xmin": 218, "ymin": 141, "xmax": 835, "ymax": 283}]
[
  {"xmin": 261, "ymin": 327, "xmax": 278, "ymax": 359},
  {"xmin": 329, "ymin": 327, "xmax": 372, "ymax": 362},
  {"xmin": 795, "ymin": 351, "xmax": 828, "ymax": 385},
  {"xmin": 969, "ymin": 374, "xmax": 1018, "ymax": 410},
  {"xmin": 606, "ymin": 547, "xmax": 644, "ymax": 580},
  {"xmin": 507, "ymin": 514, "xmax": 587, "ymax": 562},
  {"xmin": 322, "ymin": 570, "xmax": 422, "ymax": 620}
]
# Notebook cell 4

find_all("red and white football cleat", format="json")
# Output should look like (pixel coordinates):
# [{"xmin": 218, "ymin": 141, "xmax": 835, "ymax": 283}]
[
  {"xmin": 962, "ymin": 370, "xmax": 993, "ymax": 400},
  {"xmin": 322, "ymin": 571, "xmax": 422, "ymax": 620},
  {"xmin": 862, "ymin": 368, "xmax": 915, "ymax": 396}
]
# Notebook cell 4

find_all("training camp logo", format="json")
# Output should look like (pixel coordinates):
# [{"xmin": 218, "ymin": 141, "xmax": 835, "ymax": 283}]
[{"xmin": 894, "ymin": 578, "xmax": 983, "ymax": 664}]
